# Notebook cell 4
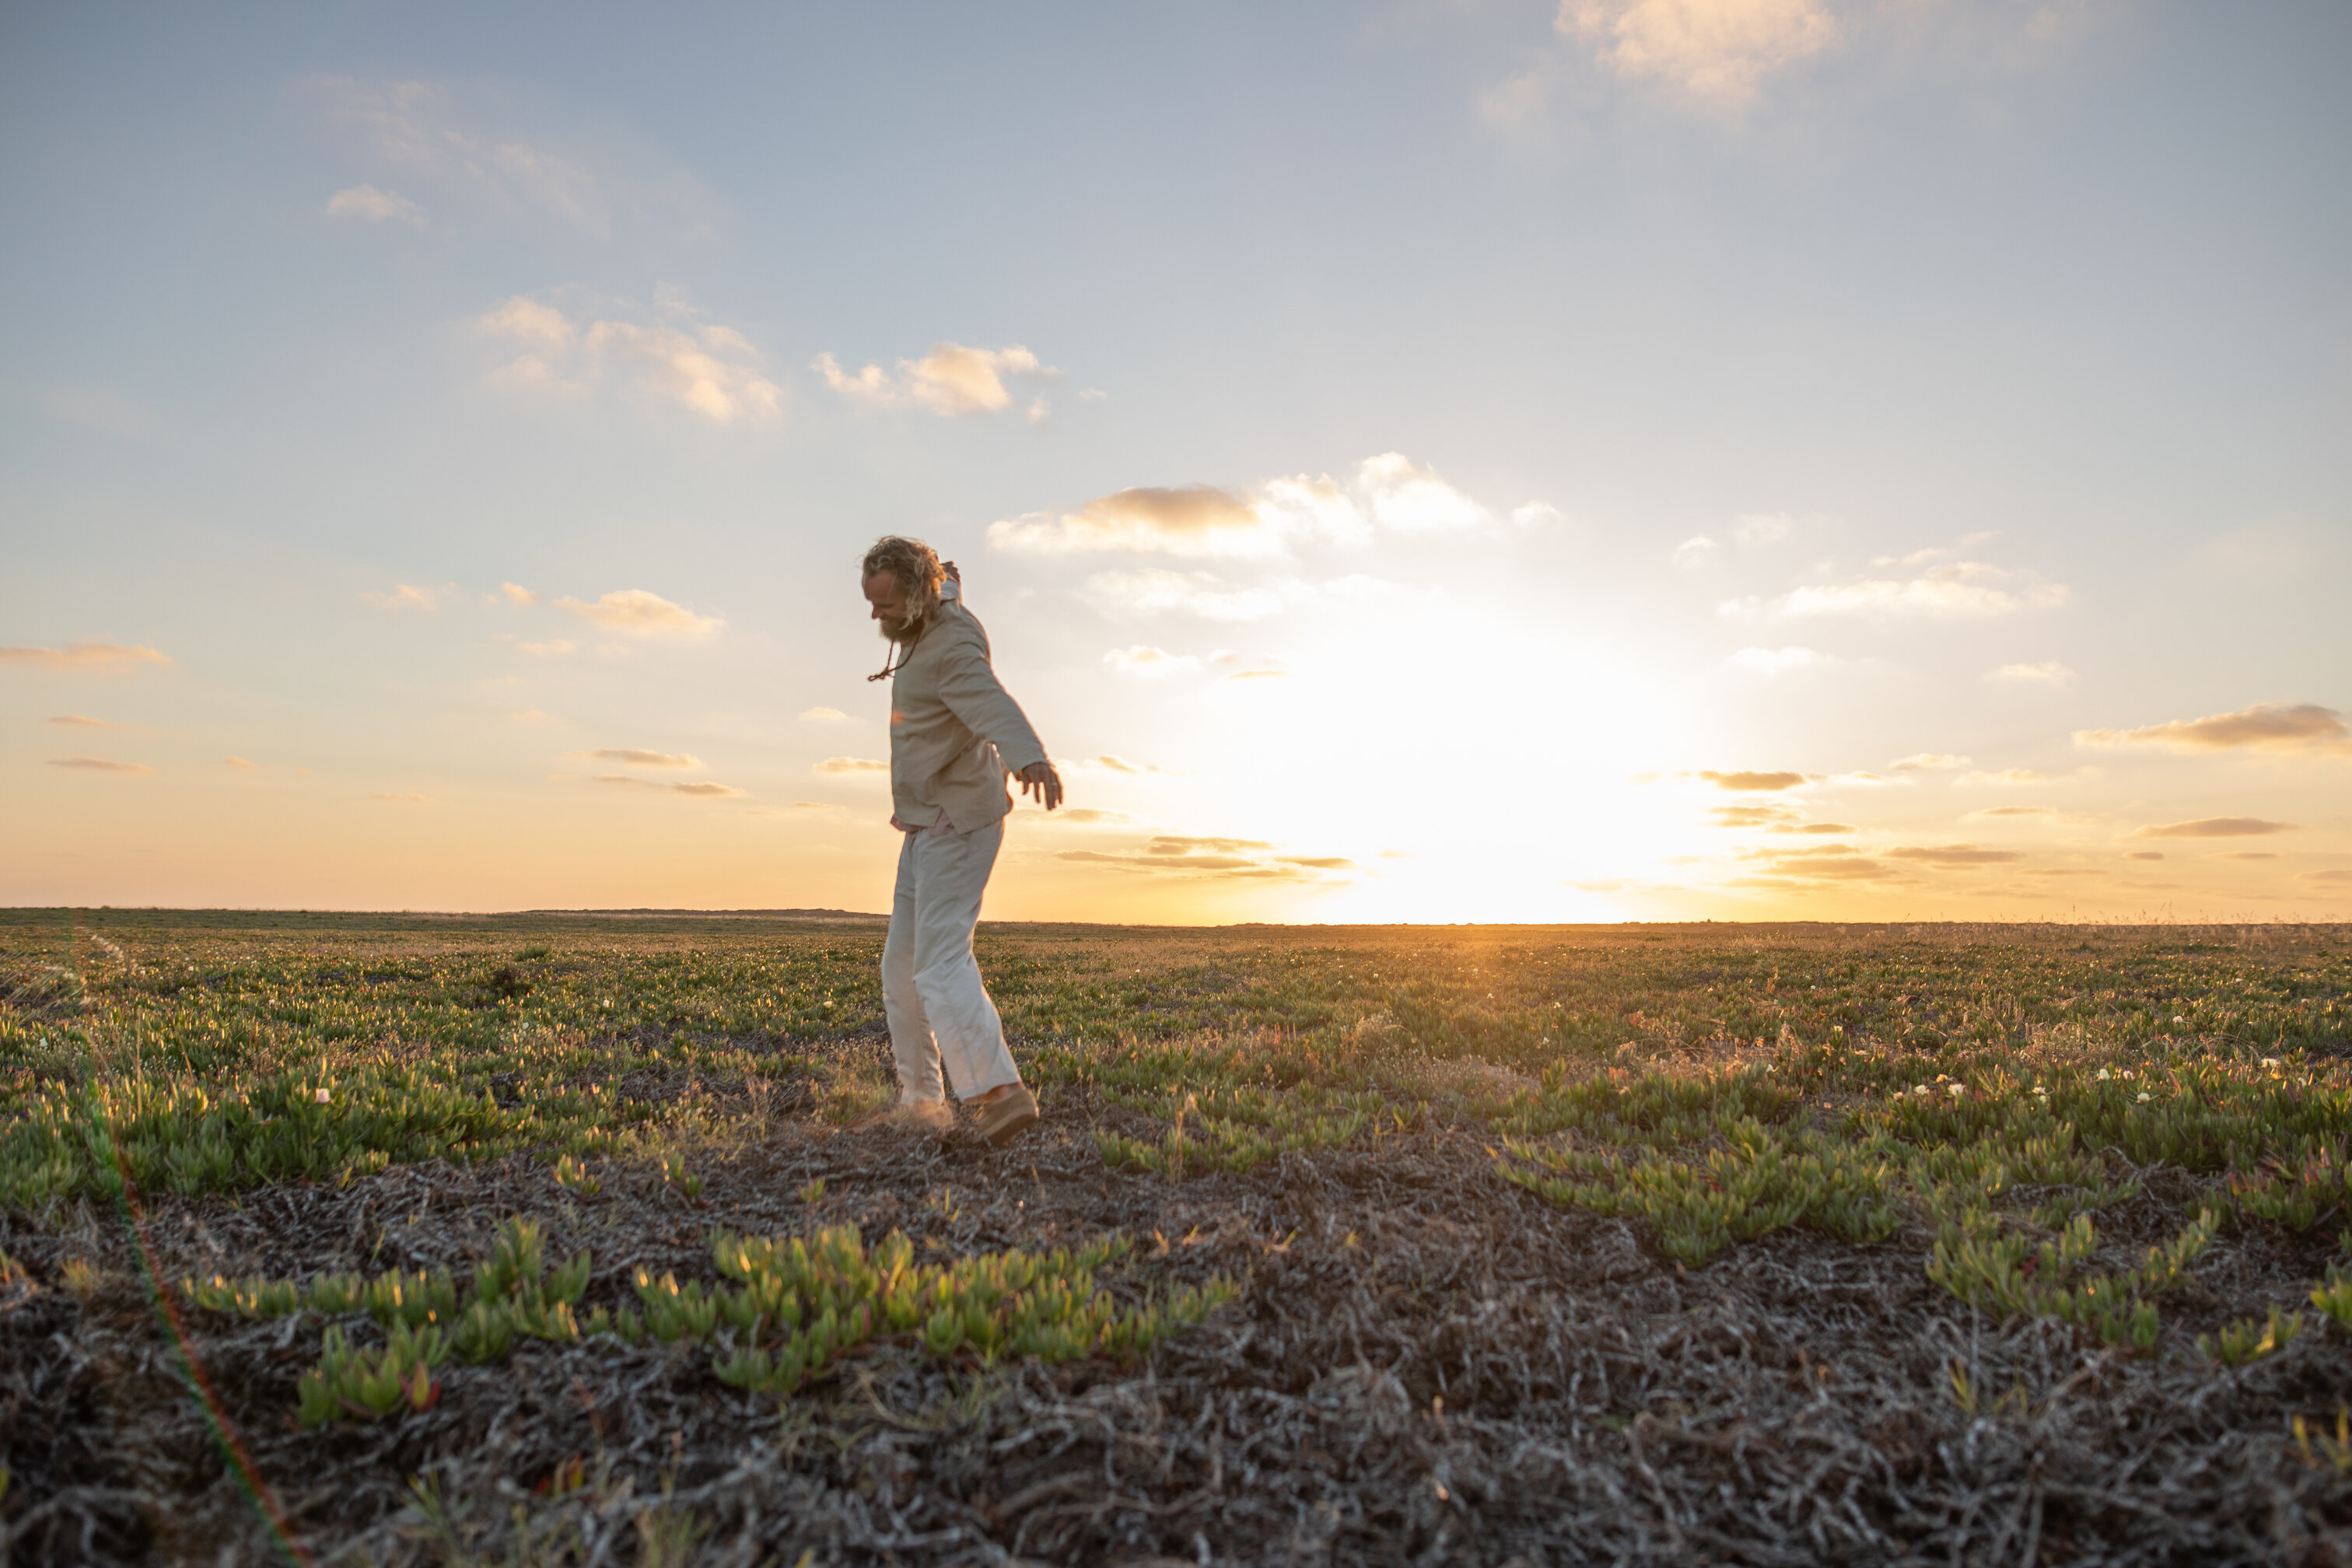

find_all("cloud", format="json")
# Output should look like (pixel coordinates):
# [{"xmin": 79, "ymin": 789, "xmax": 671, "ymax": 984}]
[
  {"xmin": 2216, "ymin": 852, "xmax": 2278, "ymax": 862},
  {"xmin": 2126, "ymin": 851, "xmax": 2164, "ymax": 861},
  {"xmin": 324, "ymin": 184, "xmax": 423, "ymax": 225},
  {"xmin": 2074, "ymin": 702, "xmax": 2348, "ymax": 755},
  {"xmin": 1082, "ymin": 569, "xmax": 1289, "ymax": 622},
  {"xmin": 1731, "ymin": 513, "xmax": 1793, "ymax": 545},
  {"xmin": 1726, "ymin": 646, "xmax": 1835, "ymax": 677},
  {"xmin": 1890, "ymin": 754, "xmax": 1971, "ymax": 773},
  {"xmin": 1026, "ymin": 807, "xmax": 1138, "ymax": 824},
  {"xmin": 569, "ymin": 747, "xmax": 699, "ymax": 768},
  {"xmin": 1512, "ymin": 502, "xmax": 1565, "ymax": 529},
  {"xmin": 1710, "ymin": 804, "xmax": 1794, "ymax": 827},
  {"xmin": 2131, "ymin": 817, "xmax": 2299, "ymax": 840},
  {"xmin": 366, "ymin": 793, "xmax": 431, "ymax": 803},
  {"xmin": 2, "ymin": 642, "xmax": 172, "ymax": 672},
  {"xmin": 1769, "ymin": 821, "xmax": 1853, "ymax": 835},
  {"xmin": 1955, "ymin": 768, "xmax": 2056, "ymax": 787},
  {"xmin": 1148, "ymin": 835, "xmax": 1274, "ymax": 854},
  {"xmin": 498, "ymin": 636, "xmax": 576, "ymax": 656},
  {"xmin": 47, "ymin": 757, "xmax": 155, "ymax": 774},
  {"xmin": 1052, "ymin": 831, "xmax": 1339, "ymax": 880},
  {"xmin": 1885, "ymin": 844, "xmax": 2025, "ymax": 866},
  {"xmin": 1736, "ymin": 848, "xmax": 1892, "ymax": 883},
  {"xmin": 1103, "ymin": 646, "xmax": 1202, "ymax": 678},
  {"xmin": 1727, "ymin": 560, "xmax": 2068, "ymax": 621},
  {"xmin": 1989, "ymin": 661, "xmax": 2076, "ymax": 686},
  {"xmin": 2301, "ymin": 869, "xmax": 2352, "ymax": 884},
  {"xmin": 1278, "ymin": 856, "xmax": 1355, "ymax": 869},
  {"xmin": 1699, "ymin": 769, "xmax": 1808, "ymax": 791},
  {"xmin": 495, "ymin": 582, "xmax": 538, "ymax": 606},
  {"xmin": 476, "ymin": 293, "xmax": 783, "ymax": 425},
  {"xmin": 225, "ymin": 756, "xmax": 257, "ymax": 769},
  {"xmin": 362, "ymin": 583, "xmax": 439, "ymax": 612},
  {"xmin": 1965, "ymin": 805, "xmax": 2052, "ymax": 820},
  {"xmin": 590, "ymin": 775, "xmax": 745, "ymax": 798},
  {"xmin": 814, "ymin": 342, "xmax": 1055, "ymax": 417},
  {"xmin": 47, "ymin": 714, "xmax": 118, "ymax": 727},
  {"xmin": 1560, "ymin": 0, "xmax": 1839, "ymax": 106},
  {"xmin": 814, "ymin": 757, "xmax": 887, "ymax": 775},
  {"xmin": 552, "ymin": 590, "xmax": 723, "ymax": 640},
  {"xmin": 799, "ymin": 707, "xmax": 849, "ymax": 723},
  {"xmin": 989, "ymin": 453, "xmax": 1493, "ymax": 560},
  {"xmin": 507, "ymin": 709, "xmax": 555, "ymax": 725},
  {"xmin": 1085, "ymin": 755, "xmax": 1183, "ymax": 775}
]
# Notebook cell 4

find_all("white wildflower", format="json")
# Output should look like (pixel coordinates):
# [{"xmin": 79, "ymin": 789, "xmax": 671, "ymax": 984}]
[
  {"xmin": 314, "ymin": 1087, "xmax": 331, "ymax": 1104},
  {"xmin": 2262, "ymin": 1058, "xmax": 2281, "ymax": 1069},
  {"xmin": 2136, "ymin": 1091, "xmax": 2151, "ymax": 1103},
  {"xmin": 2097, "ymin": 1068, "xmax": 2112, "ymax": 1081}
]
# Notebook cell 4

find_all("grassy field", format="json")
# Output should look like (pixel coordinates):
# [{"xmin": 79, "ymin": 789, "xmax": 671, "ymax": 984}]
[{"xmin": 3, "ymin": 908, "xmax": 2350, "ymax": 1566}]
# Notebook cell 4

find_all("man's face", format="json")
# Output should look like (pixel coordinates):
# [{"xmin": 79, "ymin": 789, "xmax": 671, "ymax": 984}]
[{"xmin": 863, "ymin": 572, "xmax": 916, "ymax": 639}]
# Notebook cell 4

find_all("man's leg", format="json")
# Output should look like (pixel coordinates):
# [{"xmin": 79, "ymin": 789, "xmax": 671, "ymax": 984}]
[
  {"xmin": 908, "ymin": 821, "xmax": 1024, "ymax": 1099},
  {"xmin": 880, "ymin": 830, "xmax": 948, "ymax": 1104}
]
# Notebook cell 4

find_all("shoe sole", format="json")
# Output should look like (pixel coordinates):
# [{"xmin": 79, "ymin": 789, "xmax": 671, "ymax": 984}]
[{"xmin": 982, "ymin": 1107, "xmax": 1039, "ymax": 1148}]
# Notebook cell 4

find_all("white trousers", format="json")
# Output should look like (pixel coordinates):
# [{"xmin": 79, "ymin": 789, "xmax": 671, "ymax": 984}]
[{"xmin": 881, "ymin": 820, "xmax": 1022, "ymax": 1103}]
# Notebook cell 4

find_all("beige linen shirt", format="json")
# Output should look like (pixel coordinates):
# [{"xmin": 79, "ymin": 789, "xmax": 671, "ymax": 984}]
[{"xmin": 886, "ymin": 601, "xmax": 1047, "ymax": 835}]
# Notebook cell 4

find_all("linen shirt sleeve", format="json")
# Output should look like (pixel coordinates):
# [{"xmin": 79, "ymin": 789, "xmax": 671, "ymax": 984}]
[{"xmin": 934, "ymin": 637, "xmax": 1048, "ymax": 772}]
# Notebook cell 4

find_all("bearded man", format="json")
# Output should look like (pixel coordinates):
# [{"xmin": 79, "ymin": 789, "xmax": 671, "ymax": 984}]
[{"xmin": 860, "ymin": 535, "xmax": 1060, "ymax": 1146}]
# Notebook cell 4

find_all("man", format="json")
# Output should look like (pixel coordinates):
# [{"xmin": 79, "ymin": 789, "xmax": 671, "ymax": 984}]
[{"xmin": 861, "ymin": 535, "xmax": 1061, "ymax": 1146}]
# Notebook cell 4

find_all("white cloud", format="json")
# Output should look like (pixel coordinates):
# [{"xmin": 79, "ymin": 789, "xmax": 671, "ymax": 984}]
[
  {"xmin": 1726, "ymin": 559, "xmax": 2069, "ymax": 621},
  {"xmin": 589, "ymin": 774, "xmax": 745, "ymax": 799},
  {"xmin": 1726, "ymin": 646, "xmax": 1834, "ymax": 676},
  {"xmin": 324, "ymin": 184, "xmax": 424, "ymax": 225},
  {"xmin": 552, "ymin": 590, "xmax": 723, "ymax": 640},
  {"xmin": 1989, "ymin": 660, "xmax": 2076, "ymax": 686},
  {"xmin": 989, "ymin": 453, "xmax": 1496, "ymax": 560},
  {"xmin": 568, "ymin": 747, "xmax": 699, "ymax": 768},
  {"xmin": 1081, "ymin": 570, "xmax": 1290, "ymax": 623},
  {"xmin": 362, "ymin": 583, "xmax": 440, "ymax": 612},
  {"xmin": 2076, "ymin": 702, "xmax": 2348, "ymax": 755},
  {"xmin": 1731, "ymin": 512, "xmax": 1793, "ymax": 545},
  {"xmin": 475, "ymin": 293, "xmax": 783, "ymax": 425},
  {"xmin": 1889, "ymin": 753, "xmax": 1972, "ymax": 772},
  {"xmin": 495, "ymin": 582, "xmax": 539, "ymax": 606},
  {"xmin": 813, "ymin": 757, "xmax": 888, "ymax": 775},
  {"xmin": 1512, "ymin": 502, "xmax": 1565, "ymax": 529},
  {"xmin": 799, "ymin": 706, "xmax": 849, "ymax": 723},
  {"xmin": 1559, "ymin": 0, "xmax": 1839, "ymax": 106},
  {"xmin": 496, "ymin": 635, "xmax": 576, "ymax": 656},
  {"xmin": 813, "ymin": 342, "xmax": 1055, "ymax": 417},
  {"xmin": 1103, "ymin": 646, "xmax": 1202, "ymax": 677},
  {"xmin": 1, "ymin": 642, "xmax": 171, "ymax": 673},
  {"xmin": 310, "ymin": 76, "xmax": 621, "ymax": 236},
  {"xmin": 1673, "ymin": 536, "xmax": 1719, "ymax": 569}
]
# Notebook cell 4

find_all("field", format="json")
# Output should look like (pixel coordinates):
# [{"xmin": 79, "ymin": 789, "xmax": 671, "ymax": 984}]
[{"xmin": 3, "ymin": 909, "xmax": 2350, "ymax": 1567}]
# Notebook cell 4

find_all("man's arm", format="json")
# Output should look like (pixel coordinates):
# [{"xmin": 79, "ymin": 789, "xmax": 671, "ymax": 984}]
[{"xmin": 934, "ymin": 635, "xmax": 1060, "ymax": 809}]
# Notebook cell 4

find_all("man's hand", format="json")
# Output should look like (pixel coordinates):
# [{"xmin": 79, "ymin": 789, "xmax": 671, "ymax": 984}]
[{"xmin": 1017, "ymin": 761, "xmax": 1062, "ymax": 811}]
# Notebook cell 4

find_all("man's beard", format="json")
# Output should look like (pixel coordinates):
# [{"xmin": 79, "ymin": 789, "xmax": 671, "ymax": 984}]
[{"xmin": 877, "ymin": 608, "xmax": 926, "ymax": 642}]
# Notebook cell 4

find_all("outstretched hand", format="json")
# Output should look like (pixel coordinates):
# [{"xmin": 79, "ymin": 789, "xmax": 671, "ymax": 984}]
[{"xmin": 1017, "ymin": 761, "xmax": 1062, "ymax": 811}]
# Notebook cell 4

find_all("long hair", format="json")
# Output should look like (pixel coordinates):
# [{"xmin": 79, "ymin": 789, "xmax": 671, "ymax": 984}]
[{"xmin": 862, "ymin": 535, "xmax": 944, "ymax": 681}]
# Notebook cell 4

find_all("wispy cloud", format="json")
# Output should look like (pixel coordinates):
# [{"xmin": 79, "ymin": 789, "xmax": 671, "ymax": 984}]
[
  {"xmin": 495, "ymin": 582, "xmax": 538, "ymax": 606},
  {"xmin": 814, "ymin": 342, "xmax": 1055, "ymax": 418},
  {"xmin": 813, "ymin": 757, "xmax": 887, "ymax": 775},
  {"xmin": 324, "ymin": 184, "xmax": 423, "ymax": 225},
  {"xmin": 1769, "ymin": 821, "xmax": 1853, "ymax": 835},
  {"xmin": 1052, "ymin": 831, "xmax": 1342, "ymax": 880},
  {"xmin": 799, "ymin": 707, "xmax": 849, "ymax": 723},
  {"xmin": 496, "ymin": 635, "xmax": 577, "ymax": 656},
  {"xmin": 2, "ymin": 642, "xmax": 171, "ymax": 672},
  {"xmin": 1083, "ymin": 755, "xmax": 1185, "ymax": 775},
  {"xmin": 225, "ymin": 756, "xmax": 257, "ymax": 769},
  {"xmin": 989, "ymin": 453, "xmax": 1496, "ymax": 560},
  {"xmin": 1698, "ymin": 769, "xmax": 1808, "ymax": 791},
  {"xmin": 362, "ymin": 583, "xmax": 440, "ymax": 612},
  {"xmin": 1989, "ymin": 661, "xmax": 2076, "ymax": 686},
  {"xmin": 366, "ymin": 792, "xmax": 432, "ymax": 803},
  {"xmin": 1726, "ymin": 558, "xmax": 2068, "ymax": 621},
  {"xmin": 1710, "ymin": 804, "xmax": 1794, "ymax": 827},
  {"xmin": 1560, "ymin": 0, "xmax": 1838, "ymax": 107},
  {"xmin": 1102, "ymin": 646, "xmax": 1201, "ymax": 677},
  {"xmin": 47, "ymin": 756, "xmax": 154, "ymax": 774},
  {"xmin": 569, "ymin": 747, "xmax": 699, "ymax": 768},
  {"xmin": 2075, "ymin": 702, "xmax": 2348, "ymax": 755},
  {"xmin": 1965, "ymin": 805, "xmax": 2052, "ymax": 820},
  {"xmin": 47, "ymin": 714, "xmax": 119, "ymax": 727},
  {"xmin": 476, "ymin": 293, "xmax": 783, "ymax": 425},
  {"xmin": 553, "ymin": 590, "xmax": 723, "ymax": 640},
  {"xmin": 1890, "ymin": 753, "xmax": 1971, "ymax": 773},
  {"xmin": 591, "ymin": 774, "xmax": 744, "ymax": 798},
  {"xmin": 1885, "ymin": 844, "xmax": 2025, "ymax": 866},
  {"xmin": 1955, "ymin": 768, "xmax": 2061, "ymax": 787},
  {"xmin": 1081, "ymin": 569, "xmax": 1290, "ymax": 623},
  {"xmin": 1018, "ymin": 807, "xmax": 1139, "ymax": 824},
  {"xmin": 2131, "ymin": 817, "xmax": 2299, "ymax": 840}
]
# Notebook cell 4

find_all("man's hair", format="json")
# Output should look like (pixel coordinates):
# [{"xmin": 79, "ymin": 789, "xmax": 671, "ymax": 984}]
[{"xmin": 861, "ymin": 535, "xmax": 943, "ymax": 624}]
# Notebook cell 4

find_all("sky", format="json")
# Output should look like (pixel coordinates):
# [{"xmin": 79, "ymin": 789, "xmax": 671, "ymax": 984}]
[{"xmin": 2, "ymin": 0, "xmax": 2347, "ymax": 925}]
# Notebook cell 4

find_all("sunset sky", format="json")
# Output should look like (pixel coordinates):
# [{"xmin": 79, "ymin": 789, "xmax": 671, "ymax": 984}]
[{"xmin": 4, "ymin": 1, "xmax": 2346, "ymax": 924}]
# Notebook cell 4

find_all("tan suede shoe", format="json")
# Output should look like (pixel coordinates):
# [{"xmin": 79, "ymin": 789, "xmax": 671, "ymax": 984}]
[{"xmin": 969, "ymin": 1084, "xmax": 1039, "ymax": 1148}]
